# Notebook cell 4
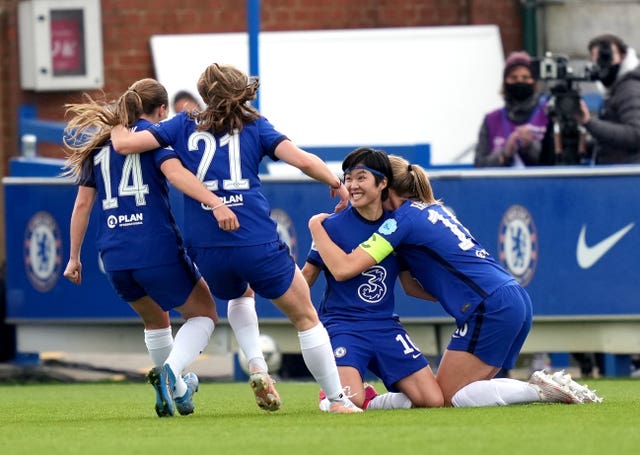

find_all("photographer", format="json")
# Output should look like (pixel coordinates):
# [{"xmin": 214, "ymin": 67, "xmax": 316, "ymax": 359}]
[
  {"xmin": 474, "ymin": 51, "xmax": 551, "ymax": 168},
  {"xmin": 577, "ymin": 33, "xmax": 640, "ymax": 164}
]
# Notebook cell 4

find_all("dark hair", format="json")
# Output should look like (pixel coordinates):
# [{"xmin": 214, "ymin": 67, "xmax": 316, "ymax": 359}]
[
  {"xmin": 342, "ymin": 147, "xmax": 393, "ymax": 201},
  {"xmin": 172, "ymin": 90, "xmax": 199, "ymax": 108},
  {"xmin": 588, "ymin": 34, "xmax": 628, "ymax": 56}
]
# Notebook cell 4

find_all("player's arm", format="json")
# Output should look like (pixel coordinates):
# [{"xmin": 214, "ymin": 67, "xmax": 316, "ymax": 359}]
[
  {"xmin": 160, "ymin": 158, "xmax": 239, "ymax": 232},
  {"xmin": 308, "ymin": 213, "xmax": 379, "ymax": 281},
  {"xmin": 274, "ymin": 140, "xmax": 349, "ymax": 212},
  {"xmin": 301, "ymin": 262, "xmax": 321, "ymax": 287},
  {"xmin": 64, "ymin": 185, "xmax": 97, "ymax": 285},
  {"xmin": 399, "ymin": 271, "xmax": 437, "ymax": 302},
  {"xmin": 111, "ymin": 124, "xmax": 160, "ymax": 155}
]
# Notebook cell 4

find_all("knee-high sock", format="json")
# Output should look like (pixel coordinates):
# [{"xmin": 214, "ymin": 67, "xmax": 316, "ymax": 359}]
[
  {"xmin": 451, "ymin": 378, "xmax": 541, "ymax": 407},
  {"xmin": 298, "ymin": 323, "xmax": 344, "ymax": 401},
  {"xmin": 165, "ymin": 316, "xmax": 214, "ymax": 397},
  {"xmin": 144, "ymin": 327, "xmax": 173, "ymax": 367},
  {"xmin": 366, "ymin": 392, "xmax": 413, "ymax": 410},
  {"xmin": 228, "ymin": 297, "xmax": 267, "ymax": 372}
]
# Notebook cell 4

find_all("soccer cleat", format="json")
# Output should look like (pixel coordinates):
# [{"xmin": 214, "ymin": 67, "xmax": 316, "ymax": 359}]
[
  {"xmin": 249, "ymin": 371, "xmax": 282, "ymax": 412},
  {"xmin": 550, "ymin": 370, "xmax": 603, "ymax": 403},
  {"xmin": 147, "ymin": 366, "xmax": 175, "ymax": 417},
  {"xmin": 328, "ymin": 394, "xmax": 363, "ymax": 414},
  {"xmin": 318, "ymin": 389, "xmax": 330, "ymax": 412},
  {"xmin": 362, "ymin": 383, "xmax": 378, "ymax": 409},
  {"xmin": 175, "ymin": 371, "xmax": 199, "ymax": 415},
  {"xmin": 529, "ymin": 370, "xmax": 583, "ymax": 404}
]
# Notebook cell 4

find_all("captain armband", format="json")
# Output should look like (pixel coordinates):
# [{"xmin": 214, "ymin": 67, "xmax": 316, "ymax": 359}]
[{"xmin": 359, "ymin": 233, "xmax": 394, "ymax": 263}]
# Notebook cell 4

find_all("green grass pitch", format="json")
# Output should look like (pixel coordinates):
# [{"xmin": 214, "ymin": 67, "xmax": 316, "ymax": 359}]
[{"xmin": 1, "ymin": 379, "xmax": 640, "ymax": 455}]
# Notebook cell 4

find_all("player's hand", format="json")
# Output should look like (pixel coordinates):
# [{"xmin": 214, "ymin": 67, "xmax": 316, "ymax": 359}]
[
  {"xmin": 63, "ymin": 259, "xmax": 82, "ymax": 285},
  {"xmin": 212, "ymin": 205, "xmax": 240, "ymax": 231},
  {"xmin": 308, "ymin": 213, "xmax": 330, "ymax": 230},
  {"xmin": 331, "ymin": 181, "xmax": 349, "ymax": 213}
]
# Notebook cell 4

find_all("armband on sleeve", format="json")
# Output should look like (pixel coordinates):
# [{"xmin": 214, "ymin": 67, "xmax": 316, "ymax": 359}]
[{"xmin": 359, "ymin": 233, "xmax": 394, "ymax": 263}]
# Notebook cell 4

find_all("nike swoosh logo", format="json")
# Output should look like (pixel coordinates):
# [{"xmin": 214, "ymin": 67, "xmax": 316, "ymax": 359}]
[
  {"xmin": 412, "ymin": 353, "xmax": 422, "ymax": 359},
  {"xmin": 576, "ymin": 223, "xmax": 635, "ymax": 269}
]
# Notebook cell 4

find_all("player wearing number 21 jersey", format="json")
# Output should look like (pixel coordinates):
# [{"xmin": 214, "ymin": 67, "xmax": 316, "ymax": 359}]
[{"xmin": 110, "ymin": 63, "xmax": 362, "ymax": 413}]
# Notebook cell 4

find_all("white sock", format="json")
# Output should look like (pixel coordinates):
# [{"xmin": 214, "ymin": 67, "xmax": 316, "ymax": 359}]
[
  {"xmin": 228, "ymin": 297, "xmax": 267, "ymax": 373},
  {"xmin": 165, "ymin": 316, "xmax": 214, "ymax": 397},
  {"xmin": 144, "ymin": 327, "xmax": 173, "ymax": 366},
  {"xmin": 298, "ymin": 323, "xmax": 343, "ymax": 402},
  {"xmin": 366, "ymin": 392, "xmax": 413, "ymax": 410},
  {"xmin": 451, "ymin": 378, "xmax": 541, "ymax": 407}
]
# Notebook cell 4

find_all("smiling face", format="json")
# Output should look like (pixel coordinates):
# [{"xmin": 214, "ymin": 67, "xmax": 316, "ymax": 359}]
[{"xmin": 344, "ymin": 166, "xmax": 387, "ymax": 219}]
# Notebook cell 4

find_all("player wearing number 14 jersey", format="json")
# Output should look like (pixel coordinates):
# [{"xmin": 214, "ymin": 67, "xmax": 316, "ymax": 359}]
[
  {"xmin": 111, "ymin": 63, "xmax": 363, "ymax": 413},
  {"xmin": 63, "ymin": 78, "xmax": 240, "ymax": 417}
]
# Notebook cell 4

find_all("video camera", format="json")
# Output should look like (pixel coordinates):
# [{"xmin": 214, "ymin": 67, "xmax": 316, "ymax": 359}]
[{"xmin": 530, "ymin": 52, "xmax": 598, "ymax": 164}]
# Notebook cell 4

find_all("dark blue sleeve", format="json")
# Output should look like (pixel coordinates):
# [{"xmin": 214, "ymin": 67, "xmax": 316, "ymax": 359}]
[{"xmin": 259, "ymin": 116, "xmax": 288, "ymax": 161}]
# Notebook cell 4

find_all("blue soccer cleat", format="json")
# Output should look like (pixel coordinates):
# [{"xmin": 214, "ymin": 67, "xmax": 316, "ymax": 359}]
[
  {"xmin": 164, "ymin": 364, "xmax": 198, "ymax": 416},
  {"xmin": 147, "ymin": 366, "xmax": 175, "ymax": 417}
]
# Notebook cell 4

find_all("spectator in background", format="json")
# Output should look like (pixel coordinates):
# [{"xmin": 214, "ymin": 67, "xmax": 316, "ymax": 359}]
[
  {"xmin": 577, "ymin": 33, "xmax": 640, "ymax": 164},
  {"xmin": 474, "ymin": 51, "xmax": 551, "ymax": 168},
  {"xmin": 172, "ymin": 90, "xmax": 202, "ymax": 113}
]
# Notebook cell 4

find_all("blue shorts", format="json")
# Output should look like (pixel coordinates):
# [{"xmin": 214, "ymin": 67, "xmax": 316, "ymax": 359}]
[
  {"xmin": 188, "ymin": 241, "xmax": 296, "ymax": 300},
  {"xmin": 447, "ymin": 283, "xmax": 533, "ymax": 370},
  {"xmin": 105, "ymin": 252, "xmax": 201, "ymax": 312},
  {"xmin": 330, "ymin": 327, "xmax": 429, "ymax": 393}
]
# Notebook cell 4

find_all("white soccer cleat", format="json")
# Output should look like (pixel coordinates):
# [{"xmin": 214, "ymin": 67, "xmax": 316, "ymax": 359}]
[
  {"xmin": 249, "ymin": 371, "xmax": 282, "ymax": 412},
  {"xmin": 529, "ymin": 370, "xmax": 583, "ymax": 404},
  {"xmin": 550, "ymin": 370, "xmax": 603, "ymax": 404}
]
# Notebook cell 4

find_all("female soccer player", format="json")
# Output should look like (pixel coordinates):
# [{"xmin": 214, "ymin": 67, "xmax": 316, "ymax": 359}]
[
  {"xmin": 110, "ymin": 63, "xmax": 361, "ymax": 413},
  {"xmin": 308, "ymin": 154, "xmax": 602, "ymax": 407},
  {"xmin": 302, "ymin": 147, "xmax": 444, "ymax": 411},
  {"xmin": 63, "ymin": 78, "xmax": 238, "ymax": 417}
]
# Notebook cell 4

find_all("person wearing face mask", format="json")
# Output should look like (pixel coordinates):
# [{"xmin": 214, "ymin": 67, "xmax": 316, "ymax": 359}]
[
  {"xmin": 474, "ymin": 51, "xmax": 551, "ymax": 168},
  {"xmin": 577, "ymin": 33, "xmax": 640, "ymax": 164}
]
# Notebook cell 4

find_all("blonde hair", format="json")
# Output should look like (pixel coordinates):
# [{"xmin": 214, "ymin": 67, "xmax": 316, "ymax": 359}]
[
  {"xmin": 388, "ymin": 154, "xmax": 439, "ymax": 204},
  {"xmin": 63, "ymin": 78, "xmax": 168, "ymax": 180},
  {"xmin": 195, "ymin": 63, "xmax": 260, "ymax": 134}
]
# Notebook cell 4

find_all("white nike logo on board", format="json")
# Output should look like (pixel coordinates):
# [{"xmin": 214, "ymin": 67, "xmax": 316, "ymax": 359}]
[{"xmin": 576, "ymin": 223, "xmax": 635, "ymax": 269}]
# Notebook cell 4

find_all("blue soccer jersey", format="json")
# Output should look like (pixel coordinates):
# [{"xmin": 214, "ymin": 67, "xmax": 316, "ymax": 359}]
[
  {"xmin": 362, "ymin": 200, "xmax": 515, "ymax": 325},
  {"xmin": 306, "ymin": 206, "xmax": 402, "ymax": 333},
  {"xmin": 79, "ymin": 119, "xmax": 183, "ymax": 271},
  {"xmin": 148, "ymin": 112, "xmax": 287, "ymax": 248}
]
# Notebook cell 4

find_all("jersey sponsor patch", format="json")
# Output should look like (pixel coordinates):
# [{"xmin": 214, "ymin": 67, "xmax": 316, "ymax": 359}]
[
  {"xmin": 24, "ymin": 211, "xmax": 62, "ymax": 292},
  {"xmin": 498, "ymin": 204, "xmax": 538, "ymax": 286},
  {"xmin": 378, "ymin": 218, "xmax": 397, "ymax": 235}
]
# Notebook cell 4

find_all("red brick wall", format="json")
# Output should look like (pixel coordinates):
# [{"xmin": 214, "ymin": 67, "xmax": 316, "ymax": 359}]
[{"xmin": 0, "ymin": 0, "xmax": 523, "ymax": 163}]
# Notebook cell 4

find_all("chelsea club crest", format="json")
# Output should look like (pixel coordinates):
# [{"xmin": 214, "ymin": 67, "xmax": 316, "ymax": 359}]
[
  {"xmin": 498, "ymin": 205, "xmax": 538, "ymax": 286},
  {"xmin": 24, "ymin": 211, "xmax": 62, "ymax": 292}
]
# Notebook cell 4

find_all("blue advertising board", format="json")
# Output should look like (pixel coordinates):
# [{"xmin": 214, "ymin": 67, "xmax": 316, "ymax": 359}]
[{"xmin": 4, "ymin": 165, "xmax": 640, "ymax": 324}]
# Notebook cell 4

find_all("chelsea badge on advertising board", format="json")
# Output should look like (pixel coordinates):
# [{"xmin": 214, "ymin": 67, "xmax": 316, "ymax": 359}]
[
  {"xmin": 24, "ymin": 211, "xmax": 62, "ymax": 292},
  {"xmin": 498, "ymin": 205, "xmax": 538, "ymax": 286}
]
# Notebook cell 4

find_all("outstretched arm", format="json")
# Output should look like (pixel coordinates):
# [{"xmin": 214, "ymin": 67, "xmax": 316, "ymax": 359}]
[
  {"xmin": 308, "ymin": 213, "xmax": 377, "ymax": 281},
  {"xmin": 275, "ymin": 140, "xmax": 349, "ymax": 212},
  {"xmin": 111, "ymin": 125, "xmax": 161, "ymax": 155},
  {"xmin": 64, "ymin": 186, "xmax": 96, "ymax": 285},
  {"xmin": 160, "ymin": 158, "xmax": 239, "ymax": 232}
]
